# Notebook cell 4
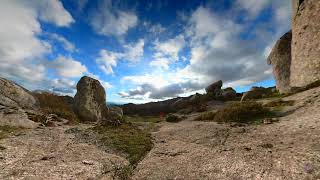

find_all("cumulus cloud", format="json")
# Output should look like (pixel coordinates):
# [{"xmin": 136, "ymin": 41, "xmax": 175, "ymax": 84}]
[
  {"xmin": 50, "ymin": 56, "xmax": 88, "ymax": 78},
  {"xmin": 90, "ymin": 0, "xmax": 138, "ymax": 37},
  {"xmin": 154, "ymin": 35, "xmax": 185, "ymax": 61},
  {"xmin": 49, "ymin": 33, "xmax": 77, "ymax": 53},
  {"xmin": 97, "ymin": 39, "xmax": 145, "ymax": 74},
  {"xmin": 120, "ymin": 3, "xmax": 290, "ymax": 100},
  {"xmin": 0, "ymin": 0, "xmax": 74, "ymax": 90}
]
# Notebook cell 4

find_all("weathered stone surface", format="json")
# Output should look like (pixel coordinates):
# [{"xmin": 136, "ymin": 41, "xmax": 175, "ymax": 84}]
[
  {"xmin": 0, "ymin": 105, "xmax": 39, "ymax": 128},
  {"xmin": 291, "ymin": 0, "xmax": 320, "ymax": 87},
  {"xmin": 104, "ymin": 106, "xmax": 124, "ymax": 125},
  {"xmin": 221, "ymin": 87, "xmax": 237, "ymax": 100},
  {"xmin": 73, "ymin": 76, "xmax": 106, "ymax": 122},
  {"xmin": 205, "ymin": 80, "xmax": 222, "ymax": 95},
  {"xmin": 0, "ymin": 77, "xmax": 39, "ymax": 109},
  {"xmin": 267, "ymin": 31, "xmax": 292, "ymax": 94},
  {"xmin": 241, "ymin": 87, "xmax": 275, "ymax": 101}
]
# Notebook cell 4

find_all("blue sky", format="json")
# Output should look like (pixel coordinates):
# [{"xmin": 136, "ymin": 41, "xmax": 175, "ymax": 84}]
[{"xmin": 0, "ymin": 0, "xmax": 291, "ymax": 104}]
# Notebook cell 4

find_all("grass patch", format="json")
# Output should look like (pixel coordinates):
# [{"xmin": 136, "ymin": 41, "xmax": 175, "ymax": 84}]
[
  {"xmin": 213, "ymin": 102, "xmax": 270, "ymax": 123},
  {"xmin": 125, "ymin": 115, "xmax": 162, "ymax": 123},
  {"xmin": 92, "ymin": 123, "xmax": 153, "ymax": 166},
  {"xmin": 264, "ymin": 99, "xmax": 295, "ymax": 108},
  {"xmin": 0, "ymin": 125, "xmax": 25, "ymax": 140},
  {"xmin": 195, "ymin": 111, "xmax": 216, "ymax": 121},
  {"xmin": 33, "ymin": 92, "xmax": 78, "ymax": 123}
]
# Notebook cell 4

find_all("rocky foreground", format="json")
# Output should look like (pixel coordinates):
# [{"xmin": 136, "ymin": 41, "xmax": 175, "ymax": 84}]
[{"xmin": 1, "ymin": 84, "xmax": 320, "ymax": 179}]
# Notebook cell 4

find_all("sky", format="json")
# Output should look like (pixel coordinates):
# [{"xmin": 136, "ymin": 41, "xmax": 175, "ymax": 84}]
[{"xmin": 0, "ymin": 0, "xmax": 292, "ymax": 104}]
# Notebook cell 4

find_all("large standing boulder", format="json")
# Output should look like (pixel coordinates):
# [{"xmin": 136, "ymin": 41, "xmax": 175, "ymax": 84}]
[
  {"xmin": 291, "ymin": 0, "xmax": 320, "ymax": 87},
  {"xmin": 205, "ymin": 80, "xmax": 223, "ymax": 96},
  {"xmin": 0, "ymin": 77, "xmax": 39, "ymax": 109},
  {"xmin": 267, "ymin": 31, "xmax": 292, "ymax": 94},
  {"xmin": 73, "ymin": 76, "xmax": 106, "ymax": 122}
]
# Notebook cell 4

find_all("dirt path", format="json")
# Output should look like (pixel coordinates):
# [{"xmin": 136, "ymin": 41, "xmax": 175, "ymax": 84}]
[
  {"xmin": 133, "ymin": 87, "xmax": 320, "ymax": 180},
  {"xmin": 0, "ymin": 124, "xmax": 128, "ymax": 179}
]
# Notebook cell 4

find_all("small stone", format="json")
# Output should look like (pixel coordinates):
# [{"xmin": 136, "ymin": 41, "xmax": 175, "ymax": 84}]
[{"xmin": 82, "ymin": 160, "xmax": 94, "ymax": 165}]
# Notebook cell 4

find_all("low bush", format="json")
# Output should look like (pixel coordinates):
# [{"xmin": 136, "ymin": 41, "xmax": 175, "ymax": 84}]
[
  {"xmin": 213, "ymin": 101, "xmax": 269, "ymax": 123},
  {"xmin": 165, "ymin": 114, "xmax": 181, "ymax": 123},
  {"xmin": 195, "ymin": 111, "xmax": 216, "ymax": 121},
  {"xmin": 33, "ymin": 92, "xmax": 78, "ymax": 123}
]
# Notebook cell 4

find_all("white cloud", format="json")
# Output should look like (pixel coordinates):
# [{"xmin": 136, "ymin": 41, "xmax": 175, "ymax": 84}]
[
  {"xmin": 0, "ymin": 0, "xmax": 74, "ymax": 90},
  {"xmin": 149, "ymin": 58, "xmax": 170, "ymax": 70},
  {"xmin": 90, "ymin": 0, "xmax": 137, "ymax": 37},
  {"xmin": 50, "ymin": 56, "xmax": 88, "ymax": 78},
  {"xmin": 123, "ymin": 39, "xmax": 145, "ymax": 63},
  {"xmin": 49, "ymin": 33, "xmax": 77, "ymax": 52},
  {"xmin": 120, "ymin": 4, "xmax": 291, "ymax": 100},
  {"xmin": 236, "ymin": 0, "xmax": 269, "ymax": 17},
  {"xmin": 29, "ymin": 0, "xmax": 75, "ymax": 27},
  {"xmin": 96, "ymin": 39, "xmax": 145, "ymax": 74},
  {"xmin": 96, "ymin": 49, "xmax": 120, "ymax": 74},
  {"xmin": 154, "ymin": 35, "xmax": 185, "ymax": 61}
]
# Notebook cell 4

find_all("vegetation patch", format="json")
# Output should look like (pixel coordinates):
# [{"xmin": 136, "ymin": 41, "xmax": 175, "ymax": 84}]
[
  {"xmin": 166, "ymin": 114, "xmax": 181, "ymax": 123},
  {"xmin": 0, "ymin": 125, "xmax": 25, "ymax": 140},
  {"xmin": 264, "ymin": 99, "xmax": 295, "ymax": 108},
  {"xmin": 195, "ymin": 111, "xmax": 216, "ymax": 121},
  {"xmin": 92, "ymin": 123, "xmax": 153, "ymax": 166},
  {"xmin": 213, "ymin": 102, "xmax": 270, "ymax": 123},
  {"xmin": 33, "ymin": 92, "xmax": 78, "ymax": 123}
]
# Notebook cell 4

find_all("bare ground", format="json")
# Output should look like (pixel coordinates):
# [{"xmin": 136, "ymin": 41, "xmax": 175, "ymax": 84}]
[
  {"xmin": 0, "ymin": 124, "xmax": 129, "ymax": 179},
  {"xmin": 0, "ymin": 87, "xmax": 319, "ymax": 179},
  {"xmin": 133, "ymin": 87, "xmax": 320, "ymax": 180}
]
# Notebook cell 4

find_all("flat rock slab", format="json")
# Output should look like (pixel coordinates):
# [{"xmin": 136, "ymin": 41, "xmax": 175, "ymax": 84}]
[
  {"xmin": 133, "ymin": 87, "xmax": 320, "ymax": 180},
  {"xmin": 0, "ymin": 125, "xmax": 128, "ymax": 179}
]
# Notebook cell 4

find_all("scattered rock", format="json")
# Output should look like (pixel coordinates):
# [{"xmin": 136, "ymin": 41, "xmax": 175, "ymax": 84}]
[
  {"xmin": 73, "ymin": 76, "xmax": 107, "ymax": 122},
  {"xmin": 82, "ymin": 160, "xmax": 95, "ymax": 165}
]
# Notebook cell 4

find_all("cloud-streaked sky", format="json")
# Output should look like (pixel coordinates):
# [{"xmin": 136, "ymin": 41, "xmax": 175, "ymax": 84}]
[{"xmin": 0, "ymin": 0, "xmax": 291, "ymax": 103}]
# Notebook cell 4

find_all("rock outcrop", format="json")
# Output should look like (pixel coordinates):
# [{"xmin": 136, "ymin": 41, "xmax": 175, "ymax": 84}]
[
  {"xmin": 205, "ymin": 80, "xmax": 222, "ymax": 96},
  {"xmin": 0, "ymin": 77, "xmax": 40, "ymax": 128},
  {"xmin": 221, "ymin": 87, "xmax": 237, "ymax": 100},
  {"xmin": 241, "ymin": 86, "xmax": 276, "ymax": 101},
  {"xmin": 267, "ymin": 31, "xmax": 292, "ymax": 94},
  {"xmin": 73, "ymin": 76, "xmax": 107, "ymax": 122},
  {"xmin": 0, "ymin": 77, "xmax": 39, "ymax": 109},
  {"xmin": 291, "ymin": 0, "xmax": 320, "ymax": 87}
]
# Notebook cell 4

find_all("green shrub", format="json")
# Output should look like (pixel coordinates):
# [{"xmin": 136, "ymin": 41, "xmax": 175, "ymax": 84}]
[
  {"xmin": 165, "ymin": 114, "xmax": 181, "ymax": 123},
  {"xmin": 213, "ymin": 102, "xmax": 269, "ymax": 123}
]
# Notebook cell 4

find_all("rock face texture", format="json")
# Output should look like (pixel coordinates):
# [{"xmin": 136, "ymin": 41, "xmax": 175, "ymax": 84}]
[
  {"xmin": 73, "ymin": 76, "xmax": 107, "ymax": 122},
  {"xmin": 0, "ymin": 77, "xmax": 39, "ymax": 109},
  {"xmin": 241, "ymin": 87, "xmax": 276, "ymax": 101},
  {"xmin": 205, "ymin": 80, "xmax": 222, "ymax": 96},
  {"xmin": 291, "ymin": 0, "xmax": 320, "ymax": 87},
  {"xmin": 267, "ymin": 31, "xmax": 292, "ymax": 94},
  {"xmin": 0, "ymin": 77, "xmax": 40, "ymax": 128}
]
